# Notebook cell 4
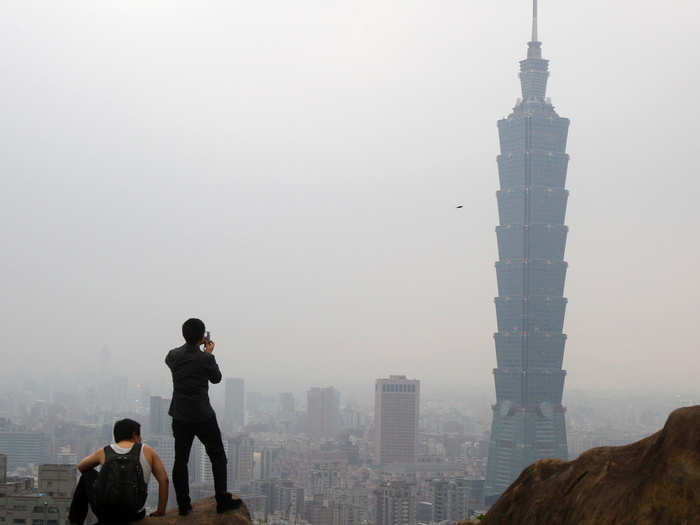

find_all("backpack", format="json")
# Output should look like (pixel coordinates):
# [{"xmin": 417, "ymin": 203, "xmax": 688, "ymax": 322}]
[{"xmin": 93, "ymin": 443, "xmax": 148, "ymax": 522}]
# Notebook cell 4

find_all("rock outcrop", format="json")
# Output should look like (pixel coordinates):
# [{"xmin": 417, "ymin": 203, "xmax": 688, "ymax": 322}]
[
  {"xmin": 141, "ymin": 497, "xmax": 252, "ymax": 525},
  {"xmin": 461, "ymin": 405, "xmax": 700, "ymax": 525}
]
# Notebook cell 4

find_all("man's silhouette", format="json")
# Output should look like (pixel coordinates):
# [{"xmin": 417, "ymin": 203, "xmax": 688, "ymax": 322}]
[{"xmin": 166, "ymin": 318, "xmax": 240, "ymax": 515}]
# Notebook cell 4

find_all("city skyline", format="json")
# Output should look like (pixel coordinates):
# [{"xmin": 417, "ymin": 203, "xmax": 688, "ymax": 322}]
[{"xmin": 0, "ymin": 368, "xmax": 693, "ymax": 523}]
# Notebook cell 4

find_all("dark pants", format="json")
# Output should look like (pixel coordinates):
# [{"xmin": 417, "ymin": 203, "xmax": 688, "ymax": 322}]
[
  {"xmin": 68, "ymin": 469, "xmax": 145, "ymax": 524},
  {"xmin": 172, "ymin": 416, "xmax": 228, "ymax": 508}
]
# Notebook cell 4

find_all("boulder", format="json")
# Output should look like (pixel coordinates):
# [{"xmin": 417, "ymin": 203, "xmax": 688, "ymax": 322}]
[
  {"xmin": 460, "ymin": 405, "xmax": 700, "ymax": 525},
  {"xmin": 140, "ymin": 497, "xmax": 252, "ymax": 525}
]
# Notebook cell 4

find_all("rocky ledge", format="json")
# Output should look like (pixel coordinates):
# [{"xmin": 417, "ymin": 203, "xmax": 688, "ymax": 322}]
[
  {"xmin": 141, "ymin": 497, "xmax": 252, "ymax": 525},
  {"xmin": 460, "ymin": 405, "xmax": 699, "ymax": 525}
]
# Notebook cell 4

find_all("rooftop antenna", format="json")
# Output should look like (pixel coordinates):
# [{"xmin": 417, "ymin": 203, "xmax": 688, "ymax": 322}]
[{"xmin": 532, "ymin": 0, "xmax": 538, "ymax": 42}]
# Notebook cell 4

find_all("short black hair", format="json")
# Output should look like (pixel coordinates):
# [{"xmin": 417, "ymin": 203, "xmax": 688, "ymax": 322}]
[
  {"xmin": 113, "ymin": 419, "xmax": 141, "ymax": 442},
  {"xmin": 182, "ymin": 318, "xmax": 206, "ymax": 344}
]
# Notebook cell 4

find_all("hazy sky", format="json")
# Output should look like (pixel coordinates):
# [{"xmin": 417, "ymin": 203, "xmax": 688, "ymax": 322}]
[{"xmin": 1, "ymin": 1, "xmax": 698, "ymax": 400}]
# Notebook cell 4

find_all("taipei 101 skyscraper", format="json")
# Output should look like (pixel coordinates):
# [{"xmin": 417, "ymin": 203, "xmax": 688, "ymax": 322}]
[{"xmin": 485, "ymin": 0, "xmax": 570, "ymax": 499}]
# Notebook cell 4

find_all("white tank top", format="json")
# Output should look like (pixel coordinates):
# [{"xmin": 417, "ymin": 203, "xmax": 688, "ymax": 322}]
[{"xmin": 109, "ymin": 443, "xmax": 152, "ymax": 484}]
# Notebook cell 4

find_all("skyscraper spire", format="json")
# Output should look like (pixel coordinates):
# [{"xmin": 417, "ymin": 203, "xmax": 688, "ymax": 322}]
[
  {"xmin": 485, "ymin": 0, "xmax": 570, "ymax": 500},
  {"xmin": 532, "ymin": 0, "xmax": 538, "ymax": 42}
]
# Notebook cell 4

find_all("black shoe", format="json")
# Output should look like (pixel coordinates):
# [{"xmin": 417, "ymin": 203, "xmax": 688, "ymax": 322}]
[
  {"xmin": 178, "ymin": 503, "xmax": 193, "ymax": 516},
  {"xmin": 216, "ymin": 493, "xmax": 242, "ymax": 514}
]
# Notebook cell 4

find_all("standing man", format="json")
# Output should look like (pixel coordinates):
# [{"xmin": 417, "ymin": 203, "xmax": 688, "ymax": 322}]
[{"xmin": 166, "ymin": 318, "xmax": 241, "ymax": 515}]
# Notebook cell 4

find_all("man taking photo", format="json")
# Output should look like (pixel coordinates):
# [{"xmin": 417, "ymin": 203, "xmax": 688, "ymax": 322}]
[{"xmin": 166, "ymin": 318, "xmax": 240, "ymax": 515}]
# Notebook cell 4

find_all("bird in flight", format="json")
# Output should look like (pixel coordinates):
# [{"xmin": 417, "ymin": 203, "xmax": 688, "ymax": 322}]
[{"xmin": 456, "ymin": 205, "xmax": 463, "ymax": 209}]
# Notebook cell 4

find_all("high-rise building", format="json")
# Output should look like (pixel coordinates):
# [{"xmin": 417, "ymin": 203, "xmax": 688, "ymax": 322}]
[
  {"xmin": 278, "ymin": 392, "xmax": 295, "ymax": 415},
  {"xmin": 0, "ymin": 453, "xmax": 6, "ymax": 483},
  {"xmin": 485, "ymin": 0, "xmax": 570, "ymax": 500},
  {"xmin": 259, "ymin": 447, "xmax": 280, "ymax": 480},
  {"xmin": 330, "ymin": 488, "xmax": 368, "ymax": 525},
  {"xmin": 374, "ymin": 481, "xmax": 416, "ymax": 525},
  {"xmin": 148, "ymin": 435, "xmax": 176, "ymax": 477},
  {"xmin": 308, "ymin": 494, "xmax": 331, "ymax": 525},
  {"xmin": 227, "ymin": 434, "xmax": 254, "ymax": 491},
  {"xmin": 149, "ymin": 395, "xmax": 171, "ymax": 435},
  {"xmin": 430, "ymin": 478, "xmax": 471, "ymax": 523},
  {"xmin": 331, "ymin": 494, "xmax": 366, "ymax": 525},
  {"xmin": 466, "ymin": 479, "xmax": 485, "ymax": 509},
  {"xmin": 188, "ymin": 438, "xmax": 202, "ymax": 484},
  {"xmin": 278, "ymin": 481, "xmax": 304, "ymax": 520},
  {"xmin": 199, "ymin": 439, "xmax": 229, "ymax": 488},
  {"xmin": 145, "ymin": 435, "xmax": 178, "ymax": 512},
  {"xmin": 374, "ymin": 376, "xmax": 420, "ymax": 466},
  {"xmin": 0, "ymin": 432, "xmax": 52, "ymax": 470},
  {"xmin": 431, "ymin": 479, "xmax": 450, "ymax": 523},
  {"xmin": 306, "ymin": 387, "xmax": 340, "ymax": 440},
  {"xmin": 224, "ymin": 378, "xmax": 245, "ymax": 434}
]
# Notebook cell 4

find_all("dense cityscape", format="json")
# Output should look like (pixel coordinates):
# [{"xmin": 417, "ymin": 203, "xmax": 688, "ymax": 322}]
[{"xmin": 0, "ymin": 367, "xmax": 694, "ymax": 524}]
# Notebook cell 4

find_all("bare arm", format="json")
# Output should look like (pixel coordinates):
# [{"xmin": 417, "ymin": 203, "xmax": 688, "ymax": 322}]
[
  {"xmin": 146, "ymin": 447, "xmax": 169, "ymax": 517},
  {"xmin": 77, "ymin": 448, "xmax": 104, "ymax": 473}
]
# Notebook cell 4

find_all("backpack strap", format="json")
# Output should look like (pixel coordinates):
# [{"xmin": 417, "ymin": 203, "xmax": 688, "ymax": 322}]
[
  {"xmin": 103, "ymin": 445, "xmax": 116, "ymax": 461},
  {"xmin": 128, "ymin": 442, "xmax": 143, "ymax": 458}
]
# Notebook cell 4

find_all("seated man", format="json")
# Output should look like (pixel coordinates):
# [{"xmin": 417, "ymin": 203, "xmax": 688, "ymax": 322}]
[{"xmin": 69, "ymin": 418, "xmax": 169, "ymax": 524}]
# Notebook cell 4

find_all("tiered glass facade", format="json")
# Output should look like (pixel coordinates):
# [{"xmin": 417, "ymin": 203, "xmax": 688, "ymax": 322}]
[{"xmin": 485, "ymin": 29, "xmax": 570, "ymax": 499}]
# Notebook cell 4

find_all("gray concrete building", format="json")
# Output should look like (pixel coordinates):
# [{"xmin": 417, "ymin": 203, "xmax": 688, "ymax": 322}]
[
  {"xmin": 146, "ymin": 434, "xmax": 178, "ymax": 512},
  {"xmin": 227, "ymin": 434, "xmax": 254, "ymax": 491},
  {"xmin": 278, "ymin": 392, "xmax": 295, "ymax": 416},
  {"xmin": 374, "ymin": 481, "xmax": 416, "ymax": 525},
  {"xmin": 38, "ymin": 464, "xmax": 76, "ymax": 499},
  {"xmin": 224, "ymin": 378, "xmax": 245, "ymax": 434},
  {"xmin": 149, "ymin": 396, "xmax": 171, "ymax": 436},
  {"xmin": 0, "ymin": 432, "xmax": 53, "ymax": 471},
  {"xmin": 430, "ymin": 477, "xmax": 471, "ymax": 523},
  {"xmin": 485, "ymin": 0, "xmax": 570, "ymax": 500},
  {"xmin": 307, "ymin": 387, "xmax": 340, "ymax": 440},
  {"xmin": 0, "ymin": 453, "xmax": 5, "ymax": 484},
  {"xmin": 259, "ymin": 447, "xmax": 280, "ymax": 481},
  {"xmin": 0, "ymin": 464, "xmax": 74, "ymax": 525},
  {"xmin": 374, "ymin": 376, "xmax": 420, "ymax": 466},
  {"xmin": 1, "ymin": 493, "xmax": 66, "ymax": 525}
]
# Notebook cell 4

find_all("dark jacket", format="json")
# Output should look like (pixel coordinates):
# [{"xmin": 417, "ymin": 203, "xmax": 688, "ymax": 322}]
[{"xmin": 165, "ymin": 343, "xmax": 222, "ymax": 423}]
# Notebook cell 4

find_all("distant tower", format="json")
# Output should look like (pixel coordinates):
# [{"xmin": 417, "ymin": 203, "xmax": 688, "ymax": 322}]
[
  {"xmin": 485, "ymin": 0, "xmax": 570, "ymax": 499},
  {"xmin": 306, "ymin": 387, "xmax": 340, "ymax": 440},
  {"xmin": 374, "ymin": 376, "xmax": 420, "ymax": 465},
  {"xmin": 278, "ymin": 392, "xmax": 295, "ymax": 416},
  {"xmin": 224, "ymin": 378, "xmax": 245, "ymax": 434},
  {"xmin": 149, "ymin": 396, "xmax": 171, "ymax": 435}
]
